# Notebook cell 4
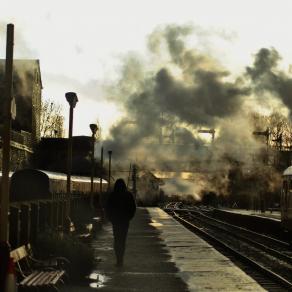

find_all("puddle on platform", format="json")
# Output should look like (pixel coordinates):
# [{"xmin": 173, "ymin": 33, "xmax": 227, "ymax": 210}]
[
  {"xmin": 149, "ymin": 220, "xmax": 163, "ymax": 227},
  {"xmin": 94, "ymin": 246, "xmax": 113, "ymax": 251},
  {"xmin": 149, "ymin": 222, "xmax": 163, "ymax": 227},
  {"xmin": 88, "ymin": 272, "xmax": 109, "ymax": 289}
]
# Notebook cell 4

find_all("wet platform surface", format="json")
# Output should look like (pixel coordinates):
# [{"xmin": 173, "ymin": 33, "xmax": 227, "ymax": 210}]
[{"xmin": 61, "ymin": 208, "xmax": 266, "ymax": 291}]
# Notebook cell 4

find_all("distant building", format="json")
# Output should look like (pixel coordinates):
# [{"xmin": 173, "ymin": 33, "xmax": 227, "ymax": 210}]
[
  {"xmin": 136, "ymin": 170, "xmax": 164, "ymax": 206},
  {"xmin": 0, "ymin": 59, "xmax": 42, "ymax": 170},
  {"xmin": 33, "ymin": 136, "xmax": 94, "ymax": 175}
]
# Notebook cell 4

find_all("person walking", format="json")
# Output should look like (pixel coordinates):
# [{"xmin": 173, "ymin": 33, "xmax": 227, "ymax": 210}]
[{"xmin": 106, "ymin": 178, "xmax": 136, "ymax": 267}]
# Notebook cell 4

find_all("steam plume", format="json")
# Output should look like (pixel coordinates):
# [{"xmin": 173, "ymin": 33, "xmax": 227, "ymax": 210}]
[{"xmin": 102, "ymin": 25, "xmax": 285, "ymax": 201}]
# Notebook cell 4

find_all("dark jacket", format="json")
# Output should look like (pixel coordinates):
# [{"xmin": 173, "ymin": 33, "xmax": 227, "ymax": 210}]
[{"xmin": 106, "ymin": 190, "xmax": 136, "ymax": 223}]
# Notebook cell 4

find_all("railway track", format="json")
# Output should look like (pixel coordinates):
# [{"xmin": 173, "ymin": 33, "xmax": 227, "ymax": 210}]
[{"xmin": 165, "ymin": 206, "xmax": 292, "ymax": 291}]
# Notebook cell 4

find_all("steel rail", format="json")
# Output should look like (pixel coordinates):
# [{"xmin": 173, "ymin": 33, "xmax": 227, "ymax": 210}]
[
  {"xmin": 181, "ymin": 210, "xmax": 292, "ymax": 266},
  {"xmin": 173, "ymin": 212, "xmax": 292, "ymax": 290},
  {"xmin": 190, "ymin": 208, "xmax": 289, "ymax": 247}
]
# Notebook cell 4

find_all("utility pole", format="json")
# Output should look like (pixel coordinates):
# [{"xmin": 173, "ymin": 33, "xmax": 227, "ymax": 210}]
[
  {"xmin": 108, "ymin": 150, "xmax": 112, "ymax": 191},
  {"xmin": 0, "ymin": 24, "xmax": 14, "ymax": 242},
  {"xmin": 159, "ymin": 112, "xmax": 163, "ymax": 144},
  {"xmin": 127, "ymin": 163, "xmax": 132, "ymax": 188},
  {"xmin": 198, "ymin": 129, "xmax": 216, "ymax": 142},
  {"xmin": 253, "ymin": 127, "xmax": 270, "ymax": 164},
  {"xmin": 89, "ymin": 124, "xmax": 98, "ymax": 209},
  {"xmin": 132, "ymin": 164, "xmax": 137, "ymax": 200},
  {"xmin": 99, "ymin": 146, "xmax": 103, "ymax": 194},
  {"xmin": 98, "ymin": 146, "xmax": 104, "ymax": 217},
  {"xmin": 253, "ymin": 128, "xmax": 270, "ymax": 149},
  {"xmin": 65, "ymin": 92, "xmax": 78, "ymax": 232}
]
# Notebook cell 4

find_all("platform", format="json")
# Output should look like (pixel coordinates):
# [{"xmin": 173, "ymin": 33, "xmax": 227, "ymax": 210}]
[
  {"xmin": 61, "ymin": 208, "xmax": 266, "ymax": 291},
  {"xmin": 219, "ymin": 208, "xmax": 281, "ymax": 221}
]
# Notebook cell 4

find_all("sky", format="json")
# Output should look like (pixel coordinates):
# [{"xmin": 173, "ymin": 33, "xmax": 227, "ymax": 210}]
[{"xmin": 1, "ymin": 0, "xmax": 292, "ymax": 137}]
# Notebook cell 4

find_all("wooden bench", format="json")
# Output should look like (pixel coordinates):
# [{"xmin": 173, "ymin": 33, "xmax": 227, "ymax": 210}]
[{"xmin": 10, "ymin": 245, "xmax": 66, "ymax": 291}]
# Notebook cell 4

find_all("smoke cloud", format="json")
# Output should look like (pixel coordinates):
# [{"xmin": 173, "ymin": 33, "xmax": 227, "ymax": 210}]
[
  {"xmin": 102, "ymin": 25, "xmax": 286, "ymax": 200},
  {"xmin": 246, "ymin": 47, "xmax": 292, "ymax": 114},
  {"xmin": 105, "ymin": 25, "xmax": 246, "ymax": 152}
]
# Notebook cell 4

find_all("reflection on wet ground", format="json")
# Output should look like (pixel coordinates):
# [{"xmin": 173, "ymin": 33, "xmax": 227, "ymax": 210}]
[
  {"xmin": 88, "ymin": 272, "xmax": 109, "ymax": 289},
  {"xmin": 60, "ymin": 208, "xmax": 189, "ymax": 292}
]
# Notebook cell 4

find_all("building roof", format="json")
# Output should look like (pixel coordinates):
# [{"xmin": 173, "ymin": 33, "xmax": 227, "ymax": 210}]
[
  {"xmin": 0, "ymin": 59, "xmax": 42, "ymax": 89},
  {"xmin": 40, "ymin": 136, "xmax": 92, "ymax": 152}
]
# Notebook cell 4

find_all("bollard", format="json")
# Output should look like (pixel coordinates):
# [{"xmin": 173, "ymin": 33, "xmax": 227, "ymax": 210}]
[{"xmin": 0, "ymin": 241, "xmax": 10, "ymax": 292}]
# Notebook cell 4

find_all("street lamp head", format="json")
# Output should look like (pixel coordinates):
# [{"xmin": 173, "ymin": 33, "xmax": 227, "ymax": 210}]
[
  {"xmin": 90, "ymin": 123, "xmax": 98, "ymax": 135},
  {"xmin": 65, "ymin": 92, "xmax": 78, "ymax": 108},
  {"xmin": 108, "ymin": 150, "xmax": 112, "ymax": 156}
]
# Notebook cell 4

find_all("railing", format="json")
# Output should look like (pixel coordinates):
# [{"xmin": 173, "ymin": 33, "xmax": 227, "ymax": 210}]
[
  {"xmin": 7, "ymin": 192, "xmax": 100, "ymax": 249},
  {"xmin": 10, "ymin": 130, "xmax": 24, "ymax": 144},
  {"xmin": 0, "ymin": 127, "xmax": 32, "ymax": 148},
  {"xmin": 21, "ymin": 130, "xmax": 32, "ymax": 147}
]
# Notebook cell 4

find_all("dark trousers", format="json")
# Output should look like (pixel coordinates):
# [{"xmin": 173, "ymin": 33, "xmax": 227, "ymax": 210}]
[{"xmin": 112, "ymin": 222, "xmax": 129, "ymax": 265}]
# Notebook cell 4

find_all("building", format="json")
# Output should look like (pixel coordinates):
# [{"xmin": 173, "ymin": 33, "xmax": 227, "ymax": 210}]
[
  {"xmin": 33, "ymin": 136, "xmax": 97, "ymax": 175},
  {"xmin": 0, "ymin": 59, "xmax": 42, "ymax": 170}
]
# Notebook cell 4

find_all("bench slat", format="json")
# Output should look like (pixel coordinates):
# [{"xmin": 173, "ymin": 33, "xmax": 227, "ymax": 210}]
[
  {"xmin": 50, "ymin": 271, "xmax": 65, "ymax": 285},
  {"xmin": 43, "ymin": 271, "xmax": 59, "ymax": 285},
  {"xmin": 19, "ymin": 271, "xmax": 39, "ymax": 285},
  {"xmin": 28, "ymin": 271, "xmax": 46, "ymax": 286},
  {"xmin": 21, "ymin": 271, "xmax": 44, "ymax": 286},
  {"xmin": 32, "ymin": 271, "xmax": 52, "ymax": 286}
]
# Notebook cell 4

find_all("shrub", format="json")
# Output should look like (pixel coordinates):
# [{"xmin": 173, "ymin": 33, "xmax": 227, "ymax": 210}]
[{"xmin": 36, "ymin": 230, "xmax": 94, "ymax": 281}]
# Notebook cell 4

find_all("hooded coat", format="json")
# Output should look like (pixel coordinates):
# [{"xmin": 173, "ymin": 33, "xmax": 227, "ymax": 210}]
[{"xmin": 106, "ymin": 179, "xmax": 136, "ymax": 223}]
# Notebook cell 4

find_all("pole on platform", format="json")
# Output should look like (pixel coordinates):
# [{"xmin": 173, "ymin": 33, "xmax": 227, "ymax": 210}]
[
  {"xmin": 0, "ymin": 24, "xmax": 14, "ymax": 242},
  {"xmin": 89, "ymin": 124, "xmax": 98, "ymax": 209},
  {"xmin": 99, "ymin": 146, "xmax": 103, "ymax": 194},
  {"xmin": 108, "ymin": 150, "xmax": 112, "ymax": 191},
  {"xmin": 132, "ymin": 164, "xmax": 137, "ymax": 200},
  {"xmin": 65, "ymin": 92, "xmax": 78, "ymax": 232}
]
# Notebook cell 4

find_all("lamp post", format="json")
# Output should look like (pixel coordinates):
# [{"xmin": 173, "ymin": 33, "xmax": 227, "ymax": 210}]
[
  {"xmin": 132, "ymin": 164, "xmax": 137, "ymax": 200},
  {"xmin": 100, "ymin": 146, "xmax": 103, "ymax": 194},
  {"xmin": 89, "ymin": 123, "xmax": 98, "ymax": 209},
  {"xmin": 65, "ymin": 92, "xmax": 78, "ymax": 232},
  {"xmin": 108, "ymin": 150, "xmax": 112, "ymax": 191}
]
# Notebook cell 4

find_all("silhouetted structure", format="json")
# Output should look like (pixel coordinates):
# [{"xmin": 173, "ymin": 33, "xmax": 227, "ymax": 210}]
[
  {"xmin": 0, "ymin": 59, "xmax": 42, "ymax": 142},
  {"xmin": 32, "ymin": 136, "xmax": 106, "ymax": 176},
  {"xmin": 0, "ymin": 59, "xmax": 42, "ymax": 170}
]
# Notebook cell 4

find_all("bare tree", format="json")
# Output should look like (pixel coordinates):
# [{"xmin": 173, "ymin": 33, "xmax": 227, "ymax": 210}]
[
  {"xmin": 40, "ymin": 98, "xmax": 64, "ymax": 138},
  {"xmin": 250, "ymin": 111, "xmax": 292, "ymax": 150},
  {"xmin": 267, "ymin": 112, "xmax": 286, "ymax": 150},
  {"xmin": 284, "ymin": 120, "xmax": 292, "ymax": 150}
]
